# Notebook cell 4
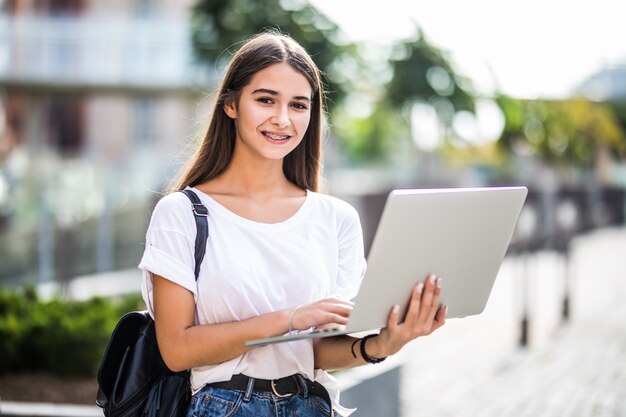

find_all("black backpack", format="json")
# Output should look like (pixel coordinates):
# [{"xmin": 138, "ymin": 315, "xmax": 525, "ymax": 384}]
[{"xmin": 96, "ymin": 190, "xmax": 209, "ymax": 417}]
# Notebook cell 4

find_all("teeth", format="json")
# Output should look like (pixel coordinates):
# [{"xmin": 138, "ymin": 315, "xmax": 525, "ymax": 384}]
[{"xmin": 265, "ymin": 132, "xmax": 289, "ymax": 140}]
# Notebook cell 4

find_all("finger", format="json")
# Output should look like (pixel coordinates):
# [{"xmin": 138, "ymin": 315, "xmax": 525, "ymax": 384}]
[
  {"xmin": 428, "ymin": 303, "xmax": 443, "ymax": 328},
  {"xmin": 431, "ymin": 305, "xmax": 447, "ymax": 332},
  {"xmin": 316, "ymin": 321, "xmax": 347, "ymax": 330},
  {"xmin": 387, "ymin": 304, "xmax": 400, "ymax": 331},
  {"xmin": 306, "ymin": 311, "xmax": 349, "ymax": 330},
  {"xmin": 295, "ymin": 300, "xmax": 353, "ymax": 330},
  {"xmin": 327, "ymin": 294, "xmax": 355, "ymax": 303},
  {"xmin": 435, "ymin": 305, "xmax": 447, "ymax": 323},
  {"xmin": 321, "ymin": 313, "xmax": 349, "ymax": 326},
  {"xmin": 425, "ymin": 278, "xmax": 443, "ymax": 324},
  {"xmin": 417, "ymin": 274, "xmax": 437, "ymax": 322},
  {"xmin": 402, "ymin": 282, "xmax": 424, "ymax": 326},
  {"xmin": 321, "ymin": 302, "xmax": 353, "ymax": 318},
  {"xmin": 320, "ymin": 296, "xmax": 355, "ymax": 307}
]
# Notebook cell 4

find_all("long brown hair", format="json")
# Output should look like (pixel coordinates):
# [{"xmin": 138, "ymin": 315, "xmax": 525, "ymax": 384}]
[{"xmin": 170, "ymin": 32, "xmax": 325, "ymax": 193}]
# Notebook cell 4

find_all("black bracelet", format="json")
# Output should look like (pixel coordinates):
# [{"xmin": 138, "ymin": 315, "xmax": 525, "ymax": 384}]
[
  {"xmin": 350, "ymin": 338, "xmax": 359, "ymax": 359},
  {"xmin": 359, "ymin": 334, "xmax": 387, "ymax": 364}
]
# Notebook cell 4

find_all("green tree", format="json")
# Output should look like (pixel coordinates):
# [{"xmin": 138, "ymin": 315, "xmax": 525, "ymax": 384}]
[
  {"xmin": 386, "ymin": 31, "xmax": 475, "ymax": 116},
  {"xmin": 607, "ymin": 100, "xmax": 626, "ymax": 133},
  {"xmin": 190, "ymin": 0, "xmax": 353, "ymax": 111},
  {"xmin": 331, "ymin": 30, "xmax": 478, "ymax": 162},
  {"xmin": 332, "ymin": 102, "xmax": 405, "ymax": 162},
  {"xmin": 385, "ymin": 29, "xmax": 476, "ymax": 148},
  {"xmin": 335, "ymin": 29, "xmax": 477, "ymax": 162},
  {"xmin": 497, "ymin": 96, "xmax": 626, "ymax": 166}
]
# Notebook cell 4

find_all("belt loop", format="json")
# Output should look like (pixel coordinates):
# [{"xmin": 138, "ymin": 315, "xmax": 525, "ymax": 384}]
[
  {"xmin": 294, "ymin": 374, "xmax": 308, "ymax": 398},
  {"xmin": 244, "ymin": 376, "xmax": 255, "ymax": 402}
]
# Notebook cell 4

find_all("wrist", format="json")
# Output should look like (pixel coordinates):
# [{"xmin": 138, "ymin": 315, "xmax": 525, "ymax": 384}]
[
  {"xmin": 287, "ymin": 305, "xmax": 302, "ymax": 333},
  {"xmin": 277, "ymin": 309, "xmax": 291, "ymax": 334},
  {"xmin": 360, "ymin": 334, "xmax": 387, "ymax": 364},
  {"xmin": 365, "ymin": 335, "xmax": 388, "ymax": 358}
]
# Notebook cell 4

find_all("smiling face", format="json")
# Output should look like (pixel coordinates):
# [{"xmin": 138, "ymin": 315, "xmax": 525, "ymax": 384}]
[{"xmin": 224, "ymin": 62, "xmax": 313, "ymax": 163}]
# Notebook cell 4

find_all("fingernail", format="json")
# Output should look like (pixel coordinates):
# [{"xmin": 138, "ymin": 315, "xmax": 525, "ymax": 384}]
[
  {"xmin": 417, "ymin": 282, "xmax": 424, "ymax": 293},
  {"xmin": 393, "ymin": 304, "xmax": 399, "ymax": 313},
  {"xmin": 437, "ymin": 278, "xmax": 443, "ymax": 288},
  {"xmin": 444, "ymin": 305, "xmax": 448, "ymax": 315},
  {"xmin": 429, "ymin": 274, "xmax": 437, "ymax": 284}
]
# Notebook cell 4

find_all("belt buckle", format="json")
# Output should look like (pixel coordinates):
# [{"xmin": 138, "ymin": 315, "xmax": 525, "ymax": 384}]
[{"xmin": 271, "ymin": 376, "xmax": 296, "ymax": 398}]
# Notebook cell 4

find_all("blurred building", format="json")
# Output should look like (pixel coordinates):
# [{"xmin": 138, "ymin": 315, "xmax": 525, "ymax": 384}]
[{"xmin": 0, "ymin": 0, "xmax": 212, "ymax": 286}]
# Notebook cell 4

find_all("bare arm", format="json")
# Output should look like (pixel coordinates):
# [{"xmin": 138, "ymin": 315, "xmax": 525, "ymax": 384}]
[
  {"xmin": 314, "ymin": 274, "xmax": 447, "ymax": 371},
  {"xmin": 153, "ymin": 275, "xmax": 290, "ymax": 371},
  {"xmin": 313, "ymin": 336, "xmax": 367, "ymax": 371},
  {"xmin": 153, "ymin": 274, "xmax": 353, "ymax": 372}
]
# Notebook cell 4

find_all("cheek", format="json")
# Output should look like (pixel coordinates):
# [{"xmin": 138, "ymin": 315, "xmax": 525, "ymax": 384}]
[
  {"xmin": 296, "ymin": 113, "xmax": 312, "ymax": 134},
  {"xmin": 239, "ymin": 104, "xmax": 268, "ymax": 127}
]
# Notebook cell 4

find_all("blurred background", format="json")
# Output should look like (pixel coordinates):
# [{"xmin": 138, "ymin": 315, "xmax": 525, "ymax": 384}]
[{"xmin": 0, "ymin": 0, "xmax": 625, "ymax": 415}]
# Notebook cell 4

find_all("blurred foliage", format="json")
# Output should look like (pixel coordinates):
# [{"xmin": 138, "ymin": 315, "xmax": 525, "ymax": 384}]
[
  {"xmin": 386, "ymin": 30, "xmax": 475, "ymax": 120},
  {"xmin": 337, "ymin": 30, "xmax": 478, "ymax": 161},
  {"xmin": 442, "ymin": 141, "xmax": 507, "ymax": 169},
  {"xmin": 331, "ymin": 30, "xmax": 478, "ymax": 162},
  {"xmin": 190, "ymin": 0, "xmax": 355, "ymax": 112},
  {"xmin": 497, "ymin": 96, "xmax": 626, "ymax": 166},
  {"xmin": 607, "ymin": 100, "xmax": 626, "ymax": 133},
  {"xmin": 0, "ymin": 287, "xmax": 145, "ymax": 376},
  {"xmin": 332, "ymin": 102, "xmax": 405, "ymax": 162}
]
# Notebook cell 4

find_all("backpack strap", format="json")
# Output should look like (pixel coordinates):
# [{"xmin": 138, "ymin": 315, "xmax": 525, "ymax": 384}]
[{"xmin": 178, "ymin": 189, "xmax": 209, "ymax": 281}]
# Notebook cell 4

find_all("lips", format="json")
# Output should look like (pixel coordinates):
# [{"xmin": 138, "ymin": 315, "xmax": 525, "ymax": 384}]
[{"xmin": 262, "ymin": 131, "xmax": 292, "ymax": 143}]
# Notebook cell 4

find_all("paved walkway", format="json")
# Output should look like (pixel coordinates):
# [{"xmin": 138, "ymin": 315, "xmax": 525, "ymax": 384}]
[
  {"xmin": 400, "ymin": 227, "xmax": 626, "ymax": 417},
  {"xmin": 5, "ymin": 228, "xmax": 625, "ymax": 417}
]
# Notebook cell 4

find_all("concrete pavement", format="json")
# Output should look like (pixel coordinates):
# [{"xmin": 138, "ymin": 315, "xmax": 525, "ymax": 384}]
[
  {"xmin": 5, "ymin": 228, "xmax": 625, "ymax": 417},
  {"xmin": 400, "ymin": 227, "xmax": 626, "ymax": 417}
]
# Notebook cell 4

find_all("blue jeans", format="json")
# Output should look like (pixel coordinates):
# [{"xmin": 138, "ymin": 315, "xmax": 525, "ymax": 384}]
[{"xmin": 187, "ymin": 385, "xmax": 333, "ymax": 417}]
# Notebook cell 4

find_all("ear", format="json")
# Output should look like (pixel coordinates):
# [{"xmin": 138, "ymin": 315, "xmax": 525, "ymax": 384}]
[{"xmin": 223, "ymin": 99, "xmax": 237, "ymax": 119}]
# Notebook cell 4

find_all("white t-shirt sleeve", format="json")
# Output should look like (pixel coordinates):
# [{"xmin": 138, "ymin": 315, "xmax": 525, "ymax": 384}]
[
  {"xmin": 139, "ymin": 193, "xmax": 198, "ymax": 315},
  {"xmin": 334, "ymin": 204, "xmax": 367, "ymax": 301}
]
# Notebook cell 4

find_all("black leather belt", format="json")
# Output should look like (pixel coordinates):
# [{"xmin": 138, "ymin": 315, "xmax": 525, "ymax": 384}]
[{"xmin": 207, "ymin": 374, "xmax": 332, "ymax": 406}]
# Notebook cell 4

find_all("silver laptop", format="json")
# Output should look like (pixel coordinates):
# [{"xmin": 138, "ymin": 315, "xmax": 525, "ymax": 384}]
[{"xmin": 245, "ymin": 186, "xmax": 528, "ymax": 347}]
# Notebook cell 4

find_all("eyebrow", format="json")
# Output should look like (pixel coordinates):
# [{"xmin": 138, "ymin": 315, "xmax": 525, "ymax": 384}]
[{"xmin": 251, "ymin": 88, "xmax": 311, "ymax": 102}]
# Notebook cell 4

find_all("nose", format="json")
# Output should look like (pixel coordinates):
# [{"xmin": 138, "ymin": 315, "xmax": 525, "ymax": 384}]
[{"xmin": 271, "ymin": 105, "xmax": 290, "ymax": 128}]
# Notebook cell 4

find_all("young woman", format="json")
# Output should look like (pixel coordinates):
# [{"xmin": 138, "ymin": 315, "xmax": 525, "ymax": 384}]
[{"xmin": 139, "ymin": 32, "xmax": 446, "ymax": 417}]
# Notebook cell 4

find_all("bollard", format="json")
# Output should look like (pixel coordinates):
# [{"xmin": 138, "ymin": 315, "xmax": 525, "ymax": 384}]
[
  {"xmin": 561, "ymin": 248, "xmax": 571, "ymax": 322},
  {"xmin": 513, "ymin": 202, "xmax": 538, "ymax": 349},
  {"xmin": 519, "ymin": 252, "xmax": 530, "ymax": 348}
]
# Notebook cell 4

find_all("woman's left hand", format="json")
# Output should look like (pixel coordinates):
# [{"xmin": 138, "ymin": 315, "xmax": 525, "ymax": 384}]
[{"xmin": 371, "ymin": 273, "xmax": 447, "ymax": 357}]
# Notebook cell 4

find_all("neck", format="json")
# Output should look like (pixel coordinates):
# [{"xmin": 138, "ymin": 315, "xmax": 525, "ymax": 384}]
[{"xmin": 217, "ymin": 148, "xmax": 295, "ymax": 199}]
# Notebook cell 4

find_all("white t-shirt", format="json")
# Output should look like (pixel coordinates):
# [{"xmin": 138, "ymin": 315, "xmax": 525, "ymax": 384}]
[{"xmin": 139, "ymin": 186, "xmax": 366, "ymax": 416}]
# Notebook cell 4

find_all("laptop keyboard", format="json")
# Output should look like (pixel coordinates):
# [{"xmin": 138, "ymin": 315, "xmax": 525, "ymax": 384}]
[{"xmin": 309, "ymin": 325, "xmax": 347, "ymax": 335}]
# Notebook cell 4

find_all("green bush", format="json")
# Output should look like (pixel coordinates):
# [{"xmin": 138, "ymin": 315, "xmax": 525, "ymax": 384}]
[{"xmin": 0, "ymin": 287, "xmax": 145, "ymax": 376}]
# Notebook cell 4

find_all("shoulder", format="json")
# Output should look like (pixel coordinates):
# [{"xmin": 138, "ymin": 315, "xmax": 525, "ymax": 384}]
[
  {"xmin": 153, "ymin": 191, "xmax": 194, "ymax": 215},
  {"xmin": 308, "ymin": 191, "xmax": 357, "ymax": 213},
  {"xmin": 308, "ymin": 191, "xmax": 363, "ymax": 245},
  {"xmin": 307, "ymin": 191, "xmax": 362, "ymax": 226},
  {"xmin": 148, "ymin": 191, "xmax": 196, "ymax": 233}
]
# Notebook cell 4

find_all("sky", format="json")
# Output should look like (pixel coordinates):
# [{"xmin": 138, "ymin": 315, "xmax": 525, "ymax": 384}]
[{"xmin": 310, "ymin": 0, "xmax": 626, "ymax": 99}]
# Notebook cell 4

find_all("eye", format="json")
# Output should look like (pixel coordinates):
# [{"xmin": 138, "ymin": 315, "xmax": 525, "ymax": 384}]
[
  {"xmin": 256, "ymin": 97, "xmax": 274, "ymax": 104},
  {"xmin": 291, "ymin": 102, "xmax": 309, "ymax": 110}
]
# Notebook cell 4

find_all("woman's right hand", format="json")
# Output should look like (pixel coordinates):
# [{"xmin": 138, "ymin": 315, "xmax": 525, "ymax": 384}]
[{"xmin": 289, "ymin": 296, "xmax": 354, "ymax": 331}]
